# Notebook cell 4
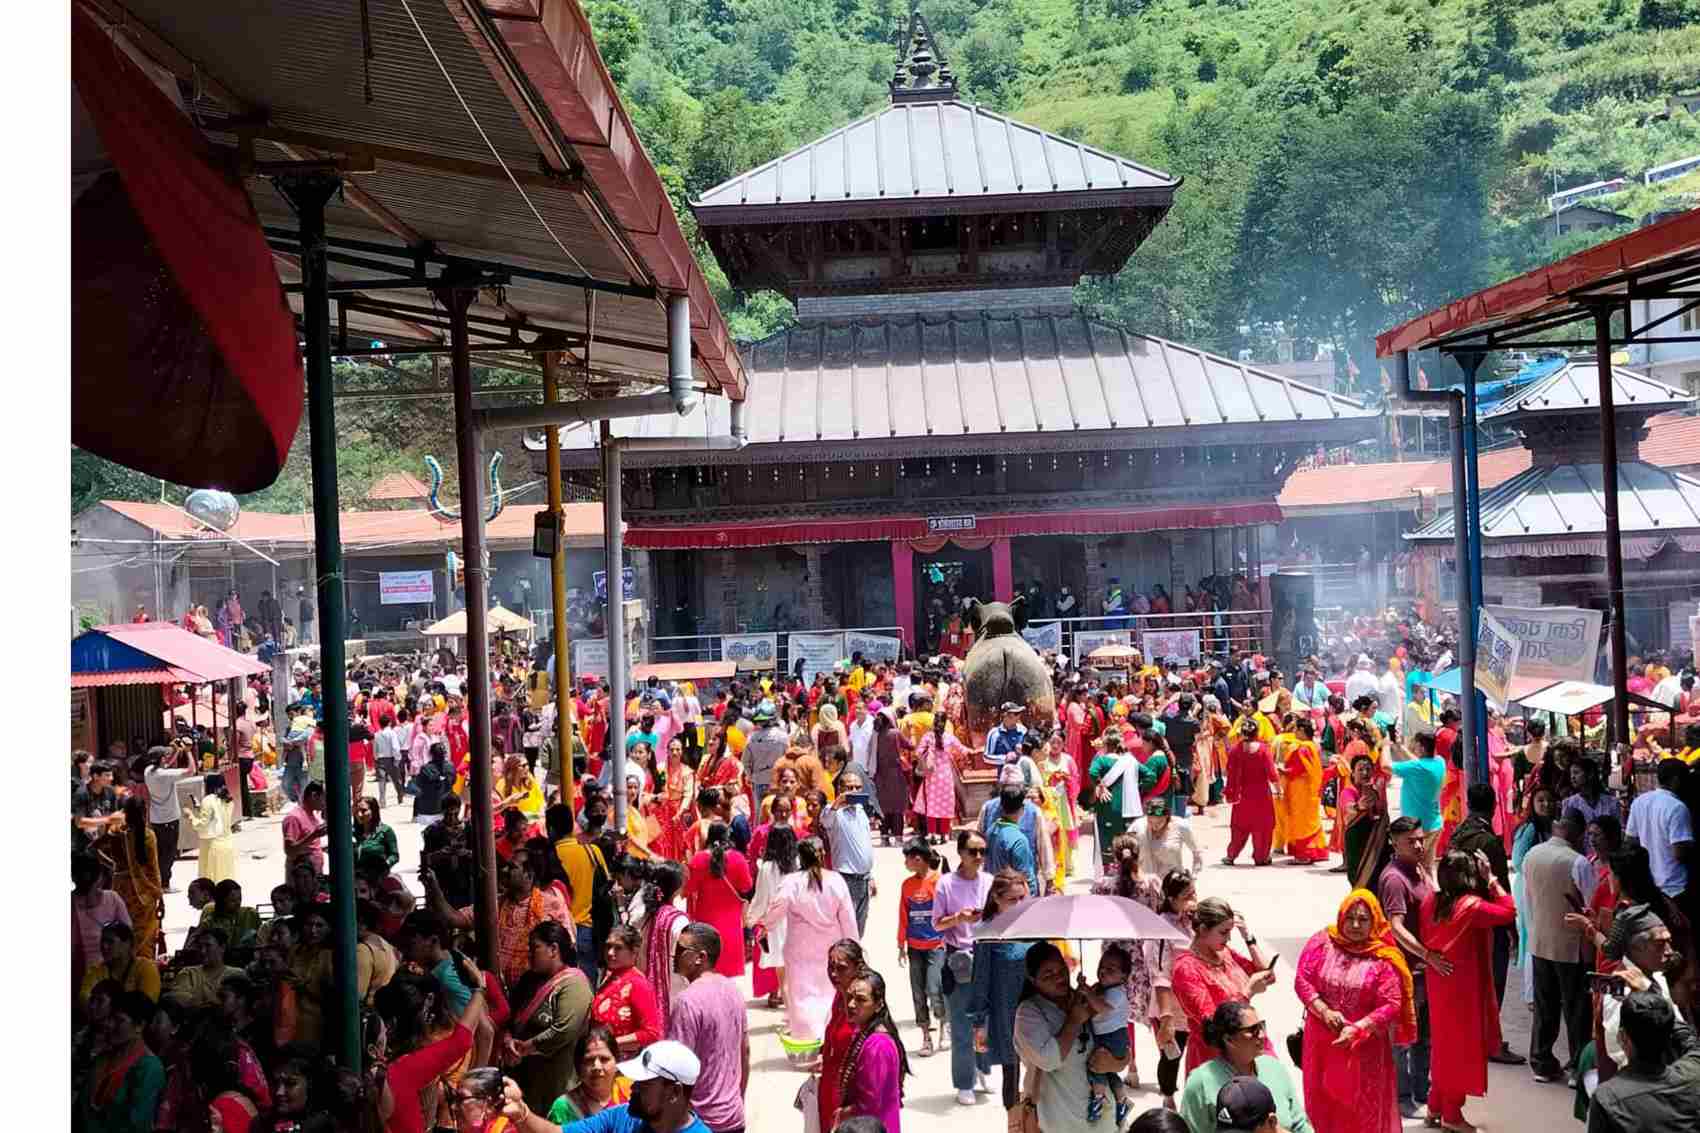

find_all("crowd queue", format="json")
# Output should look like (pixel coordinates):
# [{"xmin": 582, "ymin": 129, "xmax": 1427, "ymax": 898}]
[{"xmin": 69, "ymin": 613, "xmax": 1700, "ymax": 1133}]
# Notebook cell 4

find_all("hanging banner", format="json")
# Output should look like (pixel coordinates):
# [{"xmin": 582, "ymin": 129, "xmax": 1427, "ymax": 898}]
[
  {"xmin": 379, "ymin": 569, "xmax": 436, "ymax": 605},
  {"xmin": 721, "ymin": 633, "xmax": 778, "ymax": 671},
  {"xmin": 1483, "ymin": 605, "xmax": 1602, "ymax": 685},
  {"xmin": 1474, "ymin": 608, "xmax": 1522, "ymax": 713},
  {"xmin": 789, "ymin": 631, "xmax": 846, "ymax": 683},
  {"xmin": 593, "ymin": 567, "xmax": 638, "ymax": 602},
  {"xmin": 574, "ymin": 639, "xmax": 609, "ymax": 678},
  {"xmin": 1144, "ymin": 628, "xmax": 1201, "ymax": 662},
  {"xmin": 1074, "ymin": 628, "xmax": 1131, "ymax": 665},
  {"xmin": 1021, "ymin": 621, "xmax": 1063, "ymax": 652},
  {"xmin": 845, "ymin": 631, "xmax": 902, "ymax": 664}
]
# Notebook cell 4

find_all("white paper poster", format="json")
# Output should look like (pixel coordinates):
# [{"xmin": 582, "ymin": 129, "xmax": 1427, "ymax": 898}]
[
  {"xmin": 844, "ymin": 631, "xmax": 902, "ymax": 664},
  {"xmin": 1021, "ymin": 621, "xmax": 1063, "ymax": 652},
  {"xmin": 574, "ymin": 639, "xmax": 609, "ymax": 678},
  {"xmin": 1474, "ymin": 608, "xmax": 1522, "ymax": 713},
  {"xmin": 1074, "ymin": 628, "xmax": 1132, "ymax": 665},
  {"xmin": 379, "ymin": 569, "xmax": 435, "ymax": 605},
  {"xmin": 1483, "ymin": 605, "xmax": 1603, "ymax": 684},
  {"xmin": 789, "ymin": 632, "xmax": 846, "ymax": 683},
  {"xmin": 721, "ymin": 633, "xmax": 778, "ymax": 671},
  {"xmin": 1144, "ymin": 628, "xmax": 1201, "ymax": 662}
]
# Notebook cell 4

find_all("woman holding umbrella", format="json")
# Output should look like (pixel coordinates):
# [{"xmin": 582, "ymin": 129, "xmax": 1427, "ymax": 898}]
[{"xmin": 1011, "ymin": 941, "xmax": 1095, "ymax": 1133}]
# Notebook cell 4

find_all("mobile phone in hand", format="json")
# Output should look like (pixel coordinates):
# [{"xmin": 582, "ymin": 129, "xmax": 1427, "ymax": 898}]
[{"xmin": 1265, "ymin": 954, "xmax": 1280, "ymax": 972}]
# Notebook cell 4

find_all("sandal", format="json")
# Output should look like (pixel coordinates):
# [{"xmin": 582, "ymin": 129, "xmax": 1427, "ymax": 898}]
[{"xmin": 918, "ymin": 1032, "xmax": 936, "ymax": 1058}]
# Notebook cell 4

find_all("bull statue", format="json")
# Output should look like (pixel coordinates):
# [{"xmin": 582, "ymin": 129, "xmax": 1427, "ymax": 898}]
[{"xmin": 961, "ymin": 596, "xmax": 1056, "ymax": 744}]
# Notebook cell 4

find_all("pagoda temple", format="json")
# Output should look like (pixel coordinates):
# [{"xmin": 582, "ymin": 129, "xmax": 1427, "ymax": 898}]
[
  {"xmin": 1407, "ymin": 359, "xmax": 1699, "ymax": 650},
  {"xmin": 536, "ymin": 10, "xmax": 1379, "ymax": 653}
]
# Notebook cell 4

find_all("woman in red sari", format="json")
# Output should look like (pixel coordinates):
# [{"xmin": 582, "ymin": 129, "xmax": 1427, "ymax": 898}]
[
  {"xmin": 646, "ymin": 737, "xmax": 695, "ymax": 861},
  {"xmin": 1418, "ymin": 848, "xmax": 1517, "ymax": 1132},
  {"xmin": 682, "ymin": 823, "xmax": 753, "ymax": 977},
  {"xmin": 589, "ymin": 926, "xmax": 661, "ymax": 1058},
  {"xmin": 817, "ymin": 938, "xmax": 868, "ymax": 1131}
]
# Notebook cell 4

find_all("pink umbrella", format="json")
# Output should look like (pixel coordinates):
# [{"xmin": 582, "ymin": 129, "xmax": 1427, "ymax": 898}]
[{"xmin": 978, "ymin": 893, "xmax": 1188, "ymax": 942}]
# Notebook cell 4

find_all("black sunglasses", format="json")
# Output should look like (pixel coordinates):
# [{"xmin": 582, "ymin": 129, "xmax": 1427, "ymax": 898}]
[{"xmin": 1231, "ymin": 1020, "xmax": 1268, "ymax": 1038}]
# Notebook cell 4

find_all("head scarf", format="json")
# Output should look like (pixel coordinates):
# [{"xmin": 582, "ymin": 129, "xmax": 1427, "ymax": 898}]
[
  {"xmin": 1328, "ymin": 889, "xmax": 1416, "ymax": 1045},
  {"xmin": 819, "ymin": 703, "xmax": 839, "ymax": 727}
]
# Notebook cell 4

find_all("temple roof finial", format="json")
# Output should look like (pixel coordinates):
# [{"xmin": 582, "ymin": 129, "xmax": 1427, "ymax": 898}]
[{"xmin": 890, "ymin": 2, "xmax": 956, "ymax": 103}]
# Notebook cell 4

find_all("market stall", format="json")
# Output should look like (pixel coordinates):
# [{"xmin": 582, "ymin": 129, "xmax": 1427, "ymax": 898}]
[{"xmin": 72, "ymin": 621, "xmax": 271, "ymax": 847}]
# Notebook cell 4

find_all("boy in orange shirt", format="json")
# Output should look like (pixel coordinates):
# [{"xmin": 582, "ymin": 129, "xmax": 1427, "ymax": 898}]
[{"xmin": 897, "ymin": 839, "xmax": 946, "ymax": 1057}]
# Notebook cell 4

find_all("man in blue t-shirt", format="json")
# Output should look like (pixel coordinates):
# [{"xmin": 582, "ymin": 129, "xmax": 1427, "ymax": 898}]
[
  {"xmin": 504, "ymin": 1040, "xmax": 711, "ymax": 1133},
  {"xmin": 1388, "ymin": 730, "xmax": 1447, "ymax": 874}
]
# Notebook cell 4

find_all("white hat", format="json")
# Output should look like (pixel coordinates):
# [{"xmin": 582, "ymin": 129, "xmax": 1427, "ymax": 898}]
[{"xmin": 618, "ymin": 1040, "xmax": 700, "ymax": 1086}]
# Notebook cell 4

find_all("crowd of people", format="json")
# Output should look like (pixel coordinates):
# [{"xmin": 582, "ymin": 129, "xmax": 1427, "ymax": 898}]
[{"xmin": 68, "ymin": 619, "xmax": 1700, "ymax": 1133}]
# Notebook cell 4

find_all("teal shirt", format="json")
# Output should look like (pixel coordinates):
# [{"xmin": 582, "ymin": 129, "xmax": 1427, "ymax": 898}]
[
  {"xmin": 1391, "ymin": 756, "xmax": 1447, "ymax": 831},
  {"xmin": 1179, "ymin": 1054, "xmax": 1311, "ymax": 1133},
  {"xmin": 81, "ymin": 1049, "xmax": 166, "ymax": 1133}
]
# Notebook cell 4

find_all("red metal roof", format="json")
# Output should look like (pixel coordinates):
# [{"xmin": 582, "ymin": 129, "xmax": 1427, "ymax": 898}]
[
  {"xmin": 93, "ymin": 500, "xmax": 608, "ymax": 547},
  {"xmin": 1376, "ymin": 208, "xmax": 1700, "ymax": 356},
  {"xmin": 626, "ymin": 502, "xmax": 1280, "ymax": 549},
  {"xmin": 77, "ymin": 622, "xmax": 270, "ymax": 684},
  {"xmin": 72, "ymin": 668, "xmax": 193, "ymax": 688},
  {"xmin": 366, "ymin": 472, "xmax": 431, "ymax": 501}
]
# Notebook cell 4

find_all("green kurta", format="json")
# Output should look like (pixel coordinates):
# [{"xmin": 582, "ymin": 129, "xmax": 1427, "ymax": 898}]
[{"xmin": 508, "ymin": 969, "xmax": 594, "ymax": 1112}]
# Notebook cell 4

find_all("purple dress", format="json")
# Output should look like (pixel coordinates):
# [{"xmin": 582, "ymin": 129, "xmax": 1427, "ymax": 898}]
[{"xmin": 839, "ymin": 1031, "xmax": 903, "ymax": 1133}]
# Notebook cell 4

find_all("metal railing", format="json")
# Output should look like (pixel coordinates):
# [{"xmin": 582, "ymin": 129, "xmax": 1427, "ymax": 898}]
[
  {"xmin": 1018, "ymin": 610, "xmax": 1269, "ymax": 663},
  {"xmin": 650, "ymin": 626, "xmax": 909, "ymax": 676}
]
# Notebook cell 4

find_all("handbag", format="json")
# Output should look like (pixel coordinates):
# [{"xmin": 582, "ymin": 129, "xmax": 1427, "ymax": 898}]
[{"xmin": 1016, "ymin": 1062, "xmax": 1040, "ymax": 1133}]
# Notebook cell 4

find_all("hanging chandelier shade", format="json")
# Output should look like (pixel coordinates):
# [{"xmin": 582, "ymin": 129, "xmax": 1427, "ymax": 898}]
[{"xmin": 71, "ymin": 5, "xmax": 302, "ymax": 492}]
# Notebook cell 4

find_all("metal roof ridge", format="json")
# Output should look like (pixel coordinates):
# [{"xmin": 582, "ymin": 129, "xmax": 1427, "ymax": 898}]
[
  {"xmin": 1083, "ymin": 318, "xmax": 1118, "ymax": 428},
  {"xmin": 979, "ymin": 312, "xmax": 1008, "ymax": 431},
  {"xmin": 815, "ymin": 322, "xmax": 827, "ymax": 440},
  {"xmin": 1153, "ymin": 339, "xmax": 1190, "ymax": 425},
  {"xmin": 883, "ymin": 322, "xmax": 896, "ymax": 437},
  {"xmin": 1046, "ymin": 314, "xmax": 1080, "ymax": 427},
  {"xmin": 968, "ymin": 102, "xmax": 990, "ymax": 192},
  {"xmin": 849, "ymin": 323, "xmax": 861, "ymax": 438},
  {"xmin": 947, "ymin": 319, "xmax": 968, "ymax": 432},
  {"xmin": 1107, "ymin": 323, "xmax": 1371, "ymax": 412},
  {"xmin": 937, "ymin": 103, "xmax": 955, "ymax": 195},
  {"xmin": 1015, "ymin": 316, "xmax": 1044, "ymax": 430},
  {"xmin": 1115, "ymin": 326, "xmax": 1154, "ymax": 427},
  {"xmin": 916, "ymin": 314, "xmax": 932, "ymax": 435},
  {"xmin": 1619, "ymin": 461, "xmax": 1658, "ymax": 525},
  {"xmin": 966, "ymin": 104, "xmax": 1177, "ymax": 186},
  {"xmin": 691, "ymin": 109, "xmax": 883, "ymax": 207}
]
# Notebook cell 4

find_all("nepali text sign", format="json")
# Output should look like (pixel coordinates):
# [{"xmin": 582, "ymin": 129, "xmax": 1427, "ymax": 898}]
[
  {"xmin": 1483, "ymin": 605, "xmax": 1602, "ymax": 685},
  {"xmin": 1474, "ymin": 609, "xmax": 1522, "ymax": 712},
  {"xmin": 593, "ymin": 567, "xmax": 637, "ymax": 602},
  {"xmin": 926, "ymin": 515, "xmax": 976, "ymax": 533},
  {"xmin": 721, "ymin": 633, "xmax": 778, "ymax": 671},
  {"xmin": 789, "ymin": 632, "xmax": 845, "ymax": 683},
  {"xmin": 379, "ymin": 569, "xmax": 435, "ymax": 605},
  {"xmin": 845, "ymin": 631, "xmax": 902, "ymax": 664},
  {"xmin": 574, "ymin": 639, "xmax": 609, "ymax": 678},
  {"xmin": 1144, "ymin": 628, "xmax": 1201, "ymax": 662},
  {"xmin": 1021, "ymin": 621, "xmax": 1063, "ymax": 652},
  {"xmin": 1074, "ymin": 628, "xmax": 1131, "ymax": 665}
]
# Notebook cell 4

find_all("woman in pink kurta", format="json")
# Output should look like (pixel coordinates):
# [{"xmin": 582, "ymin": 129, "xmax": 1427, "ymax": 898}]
[
  {"xmin": 765, "ymin": 836, "xmax": 859, "ymax": 1042},
  {"xmin": 681, "ymin": 824, "xmax": 753, "ymax": 978},
  {"xmin": 912, "ymin": 716, "xmax": 963, "ymax": 836},
  {"xmin": 1294, "ymin": 889, "xmax": 1412, "ymax": 1133},
  {"xmin": 1065, "ymin": 690, "xmax": 1090, "ymax": 830},
  {"xmin": 1486, "ymin": 714, "xmax": 1517, "ymax": 854}
]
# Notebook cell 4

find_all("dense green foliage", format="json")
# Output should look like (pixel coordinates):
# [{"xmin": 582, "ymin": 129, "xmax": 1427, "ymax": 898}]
[{"xmin": 591, "ymin": 0, "xmax": 1700, "ymax": 384}]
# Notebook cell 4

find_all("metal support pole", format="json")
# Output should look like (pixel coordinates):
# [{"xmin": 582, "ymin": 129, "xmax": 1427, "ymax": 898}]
[
  {"xmin": 278, "ymin": 172, "xmax": 360, "ymax": 1069},
  {"xmin": 540, "ymin": 350, "xmax": 574, "ymax": 814},
  {"xmin": 444, "ymin": 281, "xmax": 501, "ymax": 974},
  {"xmin": 1456, "ymin": 349, "xmax": 1489, "ymax": 786},
  {"xmin": 1595, "ymin": 308, "xmax": 1632, "ymax": 751},
  {"xmin": 603, "ymin": 422, "xmax": 628, "ymax": 833}
]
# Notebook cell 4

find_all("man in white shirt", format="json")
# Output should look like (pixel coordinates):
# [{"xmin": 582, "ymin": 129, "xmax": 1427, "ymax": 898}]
[
  {"xmin": 891, "ymin": 663, "xmax": 913, "ymax": 712},
  {"xmin": 1291, "ymin": 666, "xmax": 1329, "ymax": 712},
  {"xmin": 1650, "ymin": 669, "xmax": 1684, "ymax": 709},
  {"xmin": 1625, "ymin": 759, "xmax": 1695, "ymax": 902},
  {"xmin": 1377, "ymin": 658, "xmax": 1405, "ymax": 722},
  {"xmin": 1344, "ymin": 655, "xmax": 1380, "ymax": 708},
  {"xmin": 847, "ymin": 699, "xmax": 876, "ymax": 772},
  {"xmin": 143, "ymin": 746, "xmax": 193, "ymax": 892}
]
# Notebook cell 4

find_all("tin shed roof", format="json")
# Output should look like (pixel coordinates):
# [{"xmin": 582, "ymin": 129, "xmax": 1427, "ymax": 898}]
[
  {"xmin": 1406, "ymin": 461, "xmax": 1700, "ymax": 542},
  {"xmin": 1482, "ymin": 359, "xmax": 1694, "ymax": 420},
  {"xmin": 536, "ymin": 311, "xmax": 1376, "ymax": 465},
  {"xmin": 691, "ymin": 100, "xmax": 1179, "ymax": 222}
]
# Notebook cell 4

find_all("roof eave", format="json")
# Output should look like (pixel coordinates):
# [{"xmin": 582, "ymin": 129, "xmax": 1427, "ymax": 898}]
[{"xmin": 690, "ymin": 186, "xmax": 1178, "ymax": 227}]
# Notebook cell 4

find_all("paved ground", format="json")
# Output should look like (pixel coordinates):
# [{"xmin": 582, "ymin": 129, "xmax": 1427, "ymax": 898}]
[{"xmin": 163, "ymin": 793, "xmax": 1580, "ymax": 1132}]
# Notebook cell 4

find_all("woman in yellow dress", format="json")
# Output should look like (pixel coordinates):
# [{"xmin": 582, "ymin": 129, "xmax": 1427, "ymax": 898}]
[
  {"xmin": 184, "ymin": 774, "xmax": 238, "ymax": 883},
  {"xmin": 103, "ymin": 795, "xmax": 164, "ymax": 959},
  {"xmin": 1277, "ymin": 717, "xmax": 1329, "ymax": 863},
  {"xmin": 1037, "ymin": 733, "xmax": 1076, "ymax": 886}
]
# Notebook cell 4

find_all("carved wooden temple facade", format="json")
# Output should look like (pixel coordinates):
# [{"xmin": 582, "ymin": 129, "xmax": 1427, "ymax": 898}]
[{"xmin": 536, "ymin": 12, "xmax": 1379, "ymax": 648}]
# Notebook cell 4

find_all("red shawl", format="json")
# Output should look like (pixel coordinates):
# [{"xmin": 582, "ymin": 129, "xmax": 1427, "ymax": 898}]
[{"xmin": 643, "ymin": 904, "xmax": 687, "ymax": 1032}]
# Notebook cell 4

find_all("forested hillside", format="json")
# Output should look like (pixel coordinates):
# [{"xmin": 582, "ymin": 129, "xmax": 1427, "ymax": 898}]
[
  {"xmin": 598, "ymin": 0, "xmax": 1700, "ymax": 372},
  {"xmin": 71, "ymin": 0, "xmax": 1700, "ymax": 514}
]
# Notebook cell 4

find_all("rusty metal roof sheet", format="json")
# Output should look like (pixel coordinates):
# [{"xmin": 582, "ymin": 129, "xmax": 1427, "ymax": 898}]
[
  {"xmin": 537, "ymin": 311, "xmax": 1376, "ymax": 463},
  {"xmin": 1483, "ymin": 358, "xmax": 1695, "ymax": 420},
  {"xmin": 692, "ymin": 100, "xmax": 1178, "ymax": 219}
]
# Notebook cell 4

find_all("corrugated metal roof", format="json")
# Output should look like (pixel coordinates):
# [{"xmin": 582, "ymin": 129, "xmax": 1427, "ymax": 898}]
[
  {"xmin": 89, "ymin": 500, "xmax": 607, "ymax": 547},
  {"xmin": 73, "ymin": 622, "xmax": 272, "ymax": 684},
  {"xmin": 1406, "ymin": 461, "xmax": 1700, "ymax": 541},
  {"xmin": 1483, "ymin": 358, "xmax": 1694, "ymax": 420},
  {"xmin": 540, "ymin": 312, "xmax": 1375, "ymax": 460},
  {"xmin": 692, "ymin": 101, "xmax": 1177, "ymax": 214}
]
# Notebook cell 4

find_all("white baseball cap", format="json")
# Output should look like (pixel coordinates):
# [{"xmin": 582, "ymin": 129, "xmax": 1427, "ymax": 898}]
[{"xmin": 618, "ymin": 1040, "xmax": 701, "ymax": 1086}]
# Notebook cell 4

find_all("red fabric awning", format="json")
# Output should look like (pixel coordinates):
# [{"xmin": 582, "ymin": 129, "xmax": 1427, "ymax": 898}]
[
  {"xmin": 625, "ymin": 503, "xmax": 1281, "ymax": 549},
  {"xmin": 1376, "ymin": 208, "xmax": 1700, "ymax": 357},
  {"xmin": 72, "ymin": 5, "xmax": 303, "ymax": 492}
]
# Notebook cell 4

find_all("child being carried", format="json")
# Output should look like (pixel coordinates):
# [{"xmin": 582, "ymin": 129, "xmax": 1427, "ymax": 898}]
[{"xmin": 1081, "ymin": 944, "xmax": 1133, "ymax": 1126}]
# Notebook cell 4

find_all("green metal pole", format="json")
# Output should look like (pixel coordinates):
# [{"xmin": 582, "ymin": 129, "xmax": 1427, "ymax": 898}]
[{"xmin": 281, "ymin": 172, "xmax": 360, "ymax": 1070}]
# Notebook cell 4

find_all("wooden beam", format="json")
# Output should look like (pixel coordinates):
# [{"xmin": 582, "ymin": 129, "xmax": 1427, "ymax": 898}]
[
  {"xmin": 77, "ymin": 0, "xmax": 249, "ymax": 111},
  {"xmin": 222, "ymin": 120, "xmax": 580, "ymax": 193}
]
